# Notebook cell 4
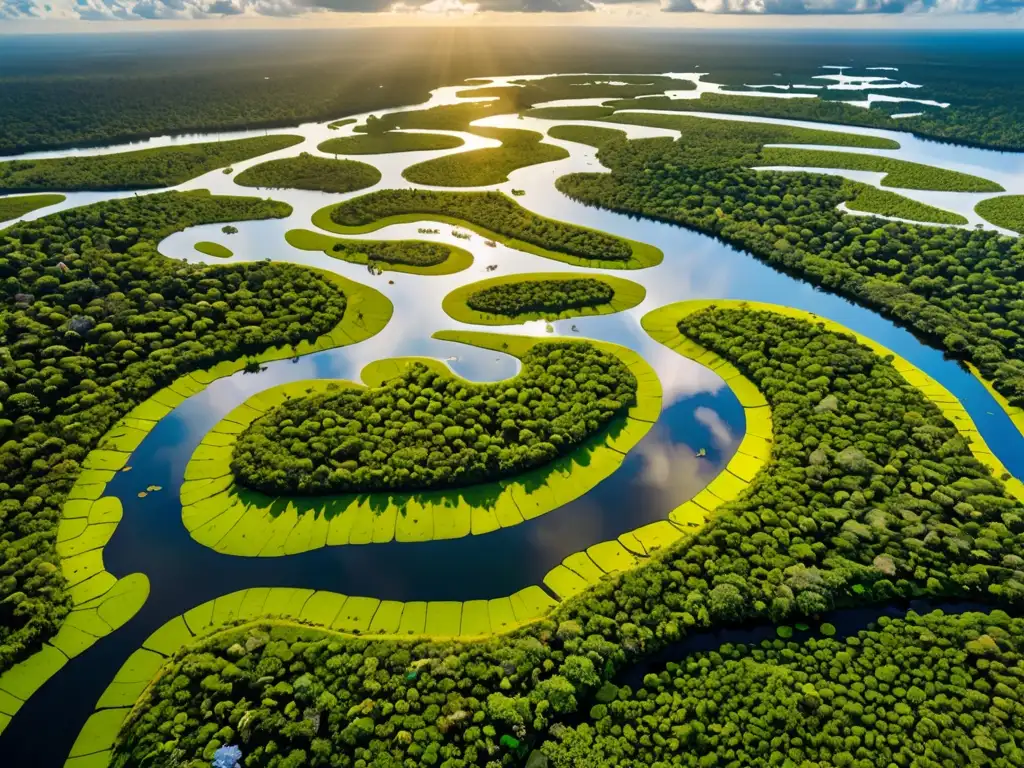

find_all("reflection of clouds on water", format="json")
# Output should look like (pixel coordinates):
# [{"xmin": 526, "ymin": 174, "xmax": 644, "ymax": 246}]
[
  {"xmin": 695, "ymin": 405, "xmax": 737, "ymax": 452},
  {"xmin": 634, "ymin": 421, "xmax": 732, "ymax": 507}
]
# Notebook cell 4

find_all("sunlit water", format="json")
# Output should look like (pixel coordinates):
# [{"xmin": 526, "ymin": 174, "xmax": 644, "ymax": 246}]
[{"xmin": 3, "ymin": 70, "xmax": 1024, "ymax": 766}]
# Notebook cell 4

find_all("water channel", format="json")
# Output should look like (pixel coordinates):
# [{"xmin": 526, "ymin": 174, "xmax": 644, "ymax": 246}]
[{"xmin": 1, "ymin": 71, "xmax": 1022, "ymax": 765}]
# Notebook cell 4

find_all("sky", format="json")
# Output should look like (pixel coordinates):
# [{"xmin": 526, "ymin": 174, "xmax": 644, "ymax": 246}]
[{"xmin": 1, "ymin": 0, "xmax": 1023, "ymax": 27}]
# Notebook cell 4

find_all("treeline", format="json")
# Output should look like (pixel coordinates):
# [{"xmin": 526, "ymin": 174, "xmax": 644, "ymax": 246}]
[
  {"xmin": 235, "ymin": 153, "xmax": 381, "ymax": 194},
  {"xmin": 331, "ymin": 190, "xmax": 633, "ymax": 262},
  {"xmin": 610, "ymin": 91, "xmax": 1024, "ymax": 152},
  {"xmin": 0, "ymin": 191, "xmax": 349, "ymax": 674},
  {"xmin": 976, "ymin": 195, "xmax": 1024, "ymax": 234},
  {"xmin": 843, "ymin": 182, "xmax": 968, "ymax": 226},
  {"xmin": 0, "ymin": 136, "xmax": 302, "ymax": 193},
  {"xmin": 542, "ymin": 610, "xmax": 1024, "ymax": 767},
  {"xmin": 232, "ymin": 342, "xmax": 636, "ymax": 494},
  {"xmin": 466, "ymin": 278, "xmax": 614, "ymax": 316},
  {"xmin": 402, "ymin": 128, "xmax": 568, "ymax": 187},
  {"xmin": 113, "ymin": 307, "xmax": 1024, "ymax": 768},
  {"xmin": 760, "ymin": 146, "xmax": 1002, "ymax": 193},
  {"xmin": 555, "ymin": 118, "xmax": 1024, "ymax": 407},
  {"xmin": 330, "ymin": 240, "xmax": 449, "ymax": 268}
]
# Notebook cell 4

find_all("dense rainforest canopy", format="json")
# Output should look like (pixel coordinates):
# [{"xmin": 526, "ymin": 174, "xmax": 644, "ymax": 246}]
[
  {"xmin": 0, "ymin": 192, "xmax": 349, "ymax": 673},
  {"xmin": 0, "ymin": 136, "xmax": 302, "ymax": 193},
  {"xmin": 232, "ymin": 342, "xmax": 637, "ymax": 495},
  {"xmin": 542, "ymin": 609, "xmax": 1024, "ymax": 768},
  {"xmin": 329, "ymin": 190, "xmax": 633, "ymax": 263},
  {"xmin": 554, "ymin": 117, "xmax": 1024, "ymax": 408},
  {"xmin": 113, "ymin": 307, "xmax": 1024, "ymax": 768},
  {"xmin": 234, "ymin": 153, "xmax": 381, "ymax": 194}
]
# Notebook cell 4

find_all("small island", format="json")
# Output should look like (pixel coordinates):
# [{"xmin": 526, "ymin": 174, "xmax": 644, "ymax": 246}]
[
  {"xmin": 442, "ymin": 272, "xmax": 645, "ymax": 325},
  {"xmin": 235, "ymin": 152, "xmax": 381, "ymax": 193}
]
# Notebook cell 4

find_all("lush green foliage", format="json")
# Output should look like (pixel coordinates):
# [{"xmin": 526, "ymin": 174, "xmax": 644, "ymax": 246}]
[
  {"xmin": 113, "ymin": 307, "xmax": 1024, "ymax": 768},
  {"xmin": 976, "ymin": 195, "xmax": 1024, "ymax": 234},
  {"xmin": 844, "ymin": 183, "xmax": 968, "ymax": 225},
  {"xmin": 603, "ymin": 112, "xmax": 900, "ymax": 151},
  {"xmin": 232, "ymin": 341, "xmax": 636, "ymax": 494},
  {"xmin": 546, "ymin": 125, "xmax": 627, "ymax": 148},
  {"xmin": 466, "ymin": 278, "xmax": 614, "ymax": 316},
  {"xmin": 0, "ymin": 194, "xmax": 65, "ymax": 224},
  {"xmin": 0, "ymin": 191, "xmax": 349, "ymax": 673},
  {"xmin": 556, "ymin": 119, "xmax": 1024, "ymax": 407},
  {"xmin": 0, "ymin": 136, "xmax": 302, "ymax": 193},
  {"xmin": 329, "ymin": 240, "xmax": 450, "ymax": 268},
  {"xmin": 528, "ymin": 106, "xmax": 615, "ymax": 121},
  {"xmin": 330, "ymin": 190, "xmax": 634, "ymax": 262},
  {"xmin": 402, "ymin": 128, "xmax": 568, "ymax": 187},
  {"xmin": 318, "ymin": 132, "xmax": 464, "ymax": 155},
  {"xmin": 760, "ymin": 147, "xmax": 1003, "ymax": 193},
  {"xmin": 542, "ymin": 610, "xmax": 1024, "ymax": 768},
  {"xmin": 235, "ymin": 152, "xmax": 381, "ymax": 194}
]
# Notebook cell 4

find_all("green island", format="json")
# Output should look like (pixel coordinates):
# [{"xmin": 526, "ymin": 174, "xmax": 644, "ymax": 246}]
[
  {"xmin": 0, "ymin": 135, "xmax": 303, "ymax": 193},
  {"xmin": 234, "ymin": 152, "xmax": 381, "ymax": 193},
  {"xmin": 194, "ymin": 240, "xmax": 233, "ymax": 258},
  {"xmin": 541, "ymin": 610, "xmax": 1024, "ymax": 767},
  {"xmin": 286, "ymin": 228, "xmax": 473, "ymax": 275},
  {"xmin": 975, "ymin": 194, "xmax": 1024, "ymax": 233},
  {"xmin": 547, "ymin": 124, "xmax": 628, "ymax": 148},
  {"xmin": 234, "ymin": 343, "xmax": 635, "ymax": 495},
  {"xmin": 313, "ymin": 189, "xmax": 663, "ymax": 269},
  {"xmin": 442, "ymin": 272, "xmax": 645, "ymax": 325},
  {"xmin": 402, "ymin": 127, "xmax": 568, "ymax": 187},
  {"xmin": 178, "ymin": 332, "xmax": 661, "ymax": 555},
  {"xmin": 843, "ymin": 182, "xmax": 968, "ymax": 225},
  {"xmin": 555, "ymin": 111, "xmax": 1024, "ymax": 409},
  {"xmin": 93, "ymin": 300, "xmax": 1024, "ymax": 768},
  {"xmin": 327, "ymin": 118, "xmax": 356, "ymax": 130},
  {"xmin": 759, "ymin": 146, "xmax": 1003, "ymax": 192},
  {"xmin": 0, "ymin": 193, "xmax": 65, "ymax": 223},
  {"xmin": 318, "ymin": 131, "xmax": 465, "ymax": 155}
]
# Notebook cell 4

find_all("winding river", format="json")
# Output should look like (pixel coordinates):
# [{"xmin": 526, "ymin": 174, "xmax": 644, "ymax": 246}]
[{"xmin": 2, "ymin": 71, "xmax": 1023, "ymax": 765}]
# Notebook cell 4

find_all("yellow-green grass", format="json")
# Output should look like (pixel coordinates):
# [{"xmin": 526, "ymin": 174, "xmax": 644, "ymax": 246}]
[
  {"xmin": 319, "ymin": 132, "xmax": 465, "ymax": 155},
  {"xmin": 759, "ymin": 147, "xmax": 1003, "ymax": 193},
  {"xmin": 0, "ymin": 271, "xmax": 392, "ymax": 736},
  {"xmin": 542, "ymin": 307, "xmax": 774, "ymax": 601},
  {"xmin": 843, "ymin": 184, "xmax": 968, "ymax": 226},
  {"xmin": 194, "ymin": 241, "xmax": 233, "ymax": 259},
  {"xmin": 310, "ymin": 196, "xmax": 663, "ymax": 271},
  {"xmin": 547, "ymin": 125, "xmax": 628, "ymax": 149},
  {"xmin": 0, "ymin": 193, "xmax": 65, "ymax": 224},
  {"xmin": 64, "ymin": 583, "xmax": 559, "ymax": 766},
  {"xmin": 328, "ymin": 118, "xmax": 357, "ymax": 130},
  {"xmin": 401, "ymin": 127, "xmax": 569, "ymax": 187},
  {"xmin": 441, "ymin": 272, "xmax": 645, "ymax": 325},
  {"xmin": 285, "ymin": 228, "xmax": 473, "ymax": 276},
  {"xmin": 975, "ymin": 195, "xmax": 1024, "ymax": 234},
  {"xmin": 179, "ymin": 332, "xmax": 662, "ymax": 556}
]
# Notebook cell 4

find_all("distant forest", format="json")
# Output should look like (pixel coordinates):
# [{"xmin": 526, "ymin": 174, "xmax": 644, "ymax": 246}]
[{"xmin": 1, "ymin": 29, "xmax": 1023, "ymax": 152}]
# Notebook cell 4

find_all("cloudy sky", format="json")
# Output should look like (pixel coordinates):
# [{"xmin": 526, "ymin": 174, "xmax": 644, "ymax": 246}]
[{"xmin": 2, "ymin": 0, "xmax": 1022, "ymax": 26}]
